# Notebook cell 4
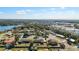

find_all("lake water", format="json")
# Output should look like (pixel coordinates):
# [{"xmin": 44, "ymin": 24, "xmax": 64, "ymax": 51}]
[{"xmin": 0, "ymin": 26, "xmax": 15, "ymax": 31}]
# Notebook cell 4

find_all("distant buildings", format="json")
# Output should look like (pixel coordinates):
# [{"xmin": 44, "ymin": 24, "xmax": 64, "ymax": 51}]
[{"xmin": 51, "ymin": 22, "xmax": 79, "ymax": 35}]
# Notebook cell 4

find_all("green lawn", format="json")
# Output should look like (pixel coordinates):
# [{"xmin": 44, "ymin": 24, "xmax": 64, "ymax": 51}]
[
  {"xmin": 15, "ymin": 43, "xmax": 30, "ymax": 47},
  {"xmin": 11, "ymin": 48, "xmax": 28, "ymax": 51},
  {"xmin": 0, "ymin": 47, "xmax": 5, "ymax": 51}
]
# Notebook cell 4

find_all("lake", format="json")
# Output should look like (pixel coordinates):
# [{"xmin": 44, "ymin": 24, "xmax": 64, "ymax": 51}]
[{"xmin": 0, "ymin": 26, "xmax": 16, "ymax": 31}]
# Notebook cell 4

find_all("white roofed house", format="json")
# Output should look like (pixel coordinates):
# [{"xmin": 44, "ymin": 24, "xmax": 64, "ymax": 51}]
[
  {"xmin": 56, "ymin": 34, "xmax": 65, "ymax": 39},
  {"xmin": 66, "ymin": 38, "xmax": 75, "ymax": 45}
]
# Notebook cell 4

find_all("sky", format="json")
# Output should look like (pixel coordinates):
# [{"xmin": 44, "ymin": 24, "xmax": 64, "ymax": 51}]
[{"xmin": 0, "ymin": 7, "xmax": 79, "ymax": 19}]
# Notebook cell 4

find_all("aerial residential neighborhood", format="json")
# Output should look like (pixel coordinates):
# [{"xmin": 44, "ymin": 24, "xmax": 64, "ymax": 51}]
[
  {"xmin": 0, "ymin": 20, "xmax": 79, "ymax": 51},
  {"xmin": 0, "ymin": 7, "xmax": 79, "ymax": 51}
]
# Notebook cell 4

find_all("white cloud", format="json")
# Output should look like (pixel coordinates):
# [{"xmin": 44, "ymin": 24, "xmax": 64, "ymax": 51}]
[
  {"xmin": 16, "ymin": 9, "xmax": 32, "ymax": 15},
  {"xmin": 49, "ymin": 13, "xmax": 79, "ymax": 19},
  {"xmin": 0, "ymin": 9, "xmax": 79, "ymax": 20},
  {"xmin": 16, "ymin": 10, "xmax": 26, "ymax": 14}
]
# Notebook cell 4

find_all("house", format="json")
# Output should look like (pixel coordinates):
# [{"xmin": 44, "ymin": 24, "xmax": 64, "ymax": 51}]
[
  {"xmin": 4, "ymin": 36, "xmax": 15, "ymax": 44},
  {"xmin": 18, "ymin": 33, "xmax": 31, "ymax": 44},
  {"xmin": 66, "ymin": 38, "xmax": 75, "ymax": 42},
  {"xmin": 66, "ymin": 38, "xmax": 75, "ymax": 45},
  {"xmin": 56, "ymin": 34, "xmax": 65, "ymax": 39},
  {"xmin": 47, "ymin": 39, "xmax": 58, "ymax": 46},
  {"xmin": 18, "ymin": 38, "xmax": 30, "ymax": 44}
]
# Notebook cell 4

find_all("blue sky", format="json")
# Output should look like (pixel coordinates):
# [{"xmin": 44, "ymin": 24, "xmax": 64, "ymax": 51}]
[{"xmin": 0, "ymin": 7, "xmax": 79, "ymax": 19}]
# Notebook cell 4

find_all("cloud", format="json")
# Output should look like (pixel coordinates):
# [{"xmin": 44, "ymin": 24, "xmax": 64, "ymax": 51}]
[
  {"xmin": 0, "ymin": 13, "xmax": 79, "ymax": 19},
  {"xmin": 16, "ymin": 9, "xmax": 32, "ymax": 15},
  {"xmin": 0, "ymin": 8, "xmax": 78, "ymax": 19},
  {"xmin": 16, "ymin": 10, "xmax": 26, "ymax": 14}
]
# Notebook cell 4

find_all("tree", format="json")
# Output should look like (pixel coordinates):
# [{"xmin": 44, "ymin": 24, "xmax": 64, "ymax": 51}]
[
  {"xmin": 74, "ymin": 24, "xmax": 79, "ymax": 29},
  {"xmin": 28, "ymin": 42, "xmax": 38, "ymax": 51},
  {"xmin": 5, "ymin": 44, "xmax": 14, "ymax": 49}
]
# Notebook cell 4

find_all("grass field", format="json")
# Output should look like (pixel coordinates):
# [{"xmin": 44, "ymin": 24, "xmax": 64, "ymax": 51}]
[
  {"xmin": 0, "ymin": 48, "xmax": 5, "ymax": 51},
  {"xmin": 11, "ymin": 48, "xmax": 28, "ymax": 51}
]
